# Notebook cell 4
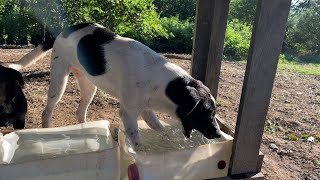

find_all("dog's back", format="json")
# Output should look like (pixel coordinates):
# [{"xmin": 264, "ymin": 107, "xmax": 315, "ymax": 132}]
[{"xmin": 53, "ymin": 23, "xmax": 188, "ymax": 101}]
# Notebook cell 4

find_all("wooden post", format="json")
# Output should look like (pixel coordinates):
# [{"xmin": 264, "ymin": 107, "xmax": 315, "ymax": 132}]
[
  {"xmin": 205, "ymin": 0, "xmax": 230, "ymax": 99},
  {"xmin": 191, "ymin": 0, "xmax": 215, "ymax": 82},
  {"xmin": 230, "ymin": 0, "xmax": 291, "ymax": 176}
]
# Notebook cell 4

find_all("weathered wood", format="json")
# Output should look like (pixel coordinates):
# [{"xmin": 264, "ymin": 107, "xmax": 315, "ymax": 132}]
[
  {"xmin": 256, "ymin": 151, "xmax": 264, "ymax": 173},
  {"xmin": 191, "ymin": 0, "xmax": 215, "ymax": 82},
  {"xmin": 205, "ymin": 0, "xmax": 230, "ymax": 99},
  {"xmin": 211, "ymin": 172, "xmax": 264, "ymax": 180},
  {"xmin": 230, "ymin": 0, "xmax": 291, "ymax": 175},
  {"xmin": 216, "ymin": 115, "xmax": 234, "ymax": 136},
  {"xmin": 216, "ymin": 116, "xmax": 264, "ymax": 174},
  {"xmin": 0, "ymin": 129, "xmax": 14, "ymax": 135}
]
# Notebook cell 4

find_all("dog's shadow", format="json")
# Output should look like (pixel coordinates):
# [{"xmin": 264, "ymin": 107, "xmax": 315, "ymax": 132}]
[
  {"xmin": 23, "ymin": 71, "xmax": 50, "ymax": 82},
  {"xmin": 23, "ymin": 71, "xmax": 76, "ymax": 83}
]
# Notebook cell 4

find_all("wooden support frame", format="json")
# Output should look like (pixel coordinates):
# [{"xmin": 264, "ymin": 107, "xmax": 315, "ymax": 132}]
[
  {"xmin": 229, "ymin": 0, "xmax": 292, "ymax": 176},
  {"xmin": 191, "ymin": 0, "xmax": 215, "ymax": 83},
  {"xmin": 213, "ymin": 172, "xmax": 264, "ymax": 180},
  {"xmin": 205, "ymin": 0, "xmax": 230, "ymax": 99},
  {"xmin": 192, "ymin": 0, "xmax": 292, "ymax": 179},
  {"xmin": 191, "ymin": 0, "xmax": 230, "ymax": 99}
]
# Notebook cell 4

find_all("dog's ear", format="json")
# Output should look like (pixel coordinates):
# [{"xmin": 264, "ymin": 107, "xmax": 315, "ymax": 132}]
[
  {"xmin": 178, "ymin": 86, "xmax": 201, "ymax": 116},
  {"xmin": 8, "ymin": 68, "xmax": 24, "ymax": 87},
  {"xmin": 166, "ymin": 77, "xmax": 202, "ymax": 117}
]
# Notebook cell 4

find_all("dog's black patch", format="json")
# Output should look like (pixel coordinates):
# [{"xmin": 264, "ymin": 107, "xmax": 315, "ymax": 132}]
[
  {"xmin": 165, "ymin": 77, "xmax": 199, "ymax": 118},
  {"xmin": 165, "ymin": 76, "xmax": 220, "ymax": 139},
  {"xmin": 62, "ymin": 23, "xmax": 94, "ymax": 38},
  {"xmin": 0, "ymin": 87, "xmax": 27, "ymax": 129},
  {"xmin": 77, "ymin": 26, "xmax": 116, "ymax": 76},
  {"xmin": 0, "ymin": 65, "xmax": 27, "ymax": 129}
]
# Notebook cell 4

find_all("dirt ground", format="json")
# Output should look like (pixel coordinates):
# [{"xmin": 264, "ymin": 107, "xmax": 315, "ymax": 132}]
[{"xmin": 0, "ymin": 48, "xmax": 319, "ymax": 180}]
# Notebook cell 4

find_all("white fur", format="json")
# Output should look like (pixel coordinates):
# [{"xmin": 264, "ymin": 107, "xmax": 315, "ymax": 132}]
[
  {"xmin": 4, "ymin": 45, "xmax": 50, "ymax": 71},
  {"xmin": 8, "ymin": 24, "xmax": 196, "ymax": 144}
]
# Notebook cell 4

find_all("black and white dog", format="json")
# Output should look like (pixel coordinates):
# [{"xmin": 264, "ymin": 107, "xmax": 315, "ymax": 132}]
[
  {"xmin": 0, "ymin": 65, "xmax": 27, "ymax": 129},
  {"xmin": 4, "ymin": 23, "xmax": 221, "ymax": 145}
]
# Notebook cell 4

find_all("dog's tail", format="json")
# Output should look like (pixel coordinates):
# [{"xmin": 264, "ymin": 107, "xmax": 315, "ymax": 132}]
[{"xmin": 1, "ymin": 39, "xmax": 55, "ymax": 71}]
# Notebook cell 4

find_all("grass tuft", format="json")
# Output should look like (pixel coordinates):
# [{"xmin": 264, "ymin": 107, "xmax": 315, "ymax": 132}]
[{"xmin": 277, "ymin": 54, "xmax": 320, "ymax": 75}]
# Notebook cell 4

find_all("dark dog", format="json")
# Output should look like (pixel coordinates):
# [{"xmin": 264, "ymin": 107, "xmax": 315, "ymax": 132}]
[{"xmin": 0, "ymin": 65, "xmax": 27, "ymax": 129}]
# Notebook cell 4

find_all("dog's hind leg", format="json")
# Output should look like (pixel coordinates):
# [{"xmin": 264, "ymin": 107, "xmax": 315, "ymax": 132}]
[
  {"xmin": 73, "ymin": 69, "xmax": 97, "ymax": 124},
  {"xmin": 42, "ymin": 58, "xmax": 70, "ymax": 128},
  {"xmin": 141, "ymin": 110, "xmax": 164, "ymax": 131}
]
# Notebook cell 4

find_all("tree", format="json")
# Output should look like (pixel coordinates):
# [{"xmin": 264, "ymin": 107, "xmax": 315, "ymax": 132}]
[
  {"xmin": 291, "ymin": 0, "xmax": 316, "ymax": 13},
  {"xmin": 224, "ymin": 19, "xmax": 252, "ymax": 60},
  {"xmin": 0, "ymin": 0, "xmax": 168, "ymax": 45},
  {"xmin": 153, "ymin": 0, "xmax": 196, "ymax": 21},
  {"xmin": 228, "ymin": 0, "xmax": 257, "ymax": 25},
  {"xmin": 286, "ymin": 5, "xmax": 320, "ymax": 56},
  {"xmin": 88, "ymin": 0, "xmax": 167, "ymax": 44}
]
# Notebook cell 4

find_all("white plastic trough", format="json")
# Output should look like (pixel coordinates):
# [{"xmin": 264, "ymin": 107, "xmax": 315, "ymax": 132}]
[
  {"xmin": 0, "ymin": 120, "xmax": 120, "ymax": 180},
  {"xmin": 119, "ymin": 119, "xmax": 234, "ymax": 180}
]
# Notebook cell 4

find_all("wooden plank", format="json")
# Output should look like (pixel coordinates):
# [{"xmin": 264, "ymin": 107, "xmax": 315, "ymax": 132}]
[
  {"xmin": 230, "ymin": 0, "xmax": 291, "ymax": 175},
  {"xmin": 0, "ymin": 129, "xmax": 14, "ymax": 135},
  {"xmin": 191, "ymin": 0, "xmax": 215, "ymax": 82},
  {"xmin": 216, "ymin": 115, "xmax": 234, "ymax": 136},
  {"xmin": 205, "ymin": 0, "xmax": 230, "ymax": 99},
  {"xmin": 216, "ymin": 116, "xmax": 265, "ymax": 174},
  {"xmin": 211, "ymin": 172, "xmax": 264, "ymax": 180},
  {"xmin": 216, "ymin": 116, "xmax": 264, "ymax": 173},
  {"xmin": 256, "ymin": 151, "xmax": 264, "ymax": 172}
]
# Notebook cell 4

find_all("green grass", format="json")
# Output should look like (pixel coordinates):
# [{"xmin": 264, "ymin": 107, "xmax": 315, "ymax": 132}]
[
  {"xmin": 227, "ymin": 54, "xmax": 320, "ymax": 75},
  {"xmin": 277, "ymin": 54, "xmax": 320, "ymax": 75},
  {"xmin": 278, "ymin": 61, "xmax": 320, "ymax": 75}
]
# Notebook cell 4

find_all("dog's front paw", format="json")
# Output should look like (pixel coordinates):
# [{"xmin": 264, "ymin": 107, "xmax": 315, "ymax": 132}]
[
  {"xmin": 130, "ymin": 137, "xmax": 141, "ymax": 148},
  {"xmin": 126, "ymin": 128, "xmax": 140, "ymax": 147}
]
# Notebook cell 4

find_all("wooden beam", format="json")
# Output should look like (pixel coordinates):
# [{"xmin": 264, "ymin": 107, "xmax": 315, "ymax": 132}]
[
  {"xmin": 212, "ymin": 172, "xmax": 264, "ymax": 180},
  {"xmin": 191, "ymin": 0, "xmax": 215, "ymax": 82},
  {"xmin": 0, "ymin": 129, "xmax": 14, "ymax": 135},
  {"xmin": 205, "ymin": 0, "xmax": 230, "ymax": 99},
  {"xmin": 216, "ymin": 115, "xmax": 234, "ymax": 136},
  {"xmin": 256, "ymin": 151, "xmax": 264, "ymax": 173},
  {"xmin": 230, "ymin": 0, "xmax": 291, "ymax": 175},
  {"xmin": 216, "ymin": 116, "xmax": 264, "ymax": 174}
]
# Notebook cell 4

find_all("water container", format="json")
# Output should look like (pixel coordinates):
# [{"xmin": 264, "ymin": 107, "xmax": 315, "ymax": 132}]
[
  {"xmin": 119, "ymin": 119, "xmax": 233, "ymax": 180},
  {"xmin": 0, "ymin": 120, "xmax": 120, "ymax": 180}
]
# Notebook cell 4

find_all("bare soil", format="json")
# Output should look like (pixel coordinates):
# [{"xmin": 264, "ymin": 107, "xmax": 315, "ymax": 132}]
[{"xmin": 1, "ymin": 49, "xmax": 319, "ymax": 180}]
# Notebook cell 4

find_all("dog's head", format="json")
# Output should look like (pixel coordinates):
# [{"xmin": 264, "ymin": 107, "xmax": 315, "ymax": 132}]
[
  {"xmin": 0, "ymin": 65, "xmax": 24, "ymax": 115},
  {"xmin": 165, "ymin": 76, "xmax": 221, "ymax": 139}
]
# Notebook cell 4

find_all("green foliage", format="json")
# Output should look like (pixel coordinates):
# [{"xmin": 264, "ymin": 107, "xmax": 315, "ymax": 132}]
[
  {"xmin": 0, "ymin": 0, "xmax": 168, "ymax": 45},
  {"xmin": 265, "ymin": 120, "xmax": 279, "ymax": 134},
  {"xmin": 110, "ymin": 0, "xmax": 168, "ymax": 44},
  {"xmin": 72, "ymin": 0, "xmax": 168, "ymax": 44},
  {"xmin": 284, "ymin": 0, "xmax": 320, "ymax": 59},
  {"xmin": 0, "ymin": 0, "xmax": 319, "ymax": 58},
  {"xmin": 223, "ymin": 19, "xmax": 252, "ymax": 61},
  {"xmin": 0, "ymin": 1, "xmax": 31, "ymax": 44},
  {"xmin": 150, "ymin": 16, "xmax": 194, "ymax": 53},
  {"xmin": 291, "ymin": 0, "xmax": 320, "ymax": 14},
  {"xmin": 278, "ymin": 54, "xmax": 320, "ymax": 75},
  {"xmin": 288, "ymin": 135, "xmax": 298, "ymax": 141},
  {"xmin": 228, "ymin": 0, "xmax": 257, "ymax": 25},
  {"xmin": 225, "ymin": 0, "xmax": 256, "ymax": 61},
  {"xmin": 153, "ymin": 0, "xmax": 196, "ymax": 21},
  {"xmin": 286, "ymin": 6, "xmax": 320, "ymax": 56},
  {"xmin": 301, "ymin": 134, "xmax": 309, "ymax": 140}
]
